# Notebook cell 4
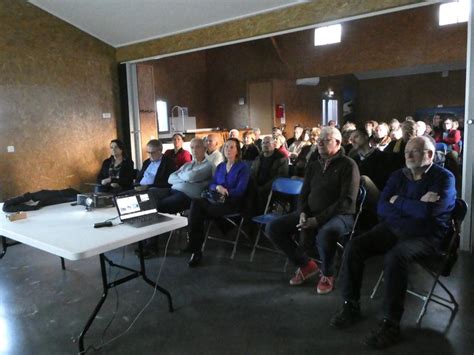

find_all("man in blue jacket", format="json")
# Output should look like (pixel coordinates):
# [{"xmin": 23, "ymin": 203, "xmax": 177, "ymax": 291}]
[{"xmin": 330, "ymin": 136, "xmax": 456, "ymax": 349}]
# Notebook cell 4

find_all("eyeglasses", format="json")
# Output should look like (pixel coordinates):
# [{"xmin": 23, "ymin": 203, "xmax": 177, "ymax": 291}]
[
  {"xmin": 404, "ymin": 149, "xmax": 428, "ymax": 156},
  {"xmin": 317, "ymin": 138, "xmax": 336, "ymax": 145},
  {"xmin": 147, "ymin": 150, "xmax": 159, "ymax": 154}
]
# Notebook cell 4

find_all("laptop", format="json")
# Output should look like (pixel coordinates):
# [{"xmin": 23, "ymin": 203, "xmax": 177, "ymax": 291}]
[{"xmin": 114, "ymin": 191, "xmax": 171, "ymax": 228}]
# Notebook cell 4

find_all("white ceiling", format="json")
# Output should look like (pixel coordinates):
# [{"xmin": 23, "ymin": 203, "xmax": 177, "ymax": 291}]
[{"xmin": 29, "ymin": 0, "xmax": 307, "ymax": 47}]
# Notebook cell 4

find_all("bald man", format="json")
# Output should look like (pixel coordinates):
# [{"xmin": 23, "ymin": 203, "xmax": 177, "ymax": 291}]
[{"xmin": 205, "ymin": 133, "xmax": 224, "ymax": 173}]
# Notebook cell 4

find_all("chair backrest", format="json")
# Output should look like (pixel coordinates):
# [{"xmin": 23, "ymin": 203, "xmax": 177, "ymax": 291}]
[
  {"xmin": 272, "ymin": 177, "xmax": 304, "ymax": 195},
  {"xmin": 262, "ymin": 178, "xmax": 304, "ymax": 215},
  {"xmin": 438, "ymin": 198, "xmax": 467, "ymax": 276}
]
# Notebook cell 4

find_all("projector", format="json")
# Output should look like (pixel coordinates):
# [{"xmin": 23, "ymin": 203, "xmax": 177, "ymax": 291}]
[{"xmin": 77, "ymin": 193, "xmax": 115, "ymax": 210}]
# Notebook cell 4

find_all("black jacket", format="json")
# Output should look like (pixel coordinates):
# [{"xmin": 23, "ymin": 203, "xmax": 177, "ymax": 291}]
[{"xmin": 136, "ymin": 155, "xmax": 176, "ymax": 188}]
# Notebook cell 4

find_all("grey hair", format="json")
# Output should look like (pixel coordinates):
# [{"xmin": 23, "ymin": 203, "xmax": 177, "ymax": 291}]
[
  {"xmin": 190, "ymin": 137, "xmax": 205, "ymax": 147},
  {"xmin": 414, "ymin": 135, "xmax": 435, "ymax": 154},
  {"xmin": 321, "ymin": 126, "xmax": 342, "ymax": 142},
  {"xmin": 147, "ymin": 139, "xmax": 163, "ymax": 151}
]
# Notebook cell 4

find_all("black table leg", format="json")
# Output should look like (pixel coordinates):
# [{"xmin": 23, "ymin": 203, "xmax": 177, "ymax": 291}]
[
  {"xmin": 78, "ymin": 232, "xmax": 174, "ymax": 353},
  {"xmin": 78, "ymin": 254, "xmax": 109, "ymax": 353}
]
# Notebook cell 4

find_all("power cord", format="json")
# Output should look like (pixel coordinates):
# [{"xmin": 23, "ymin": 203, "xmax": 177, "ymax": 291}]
[{"xmin": 78, "ymin": 231, "xmax": 173, "ymax": 354}]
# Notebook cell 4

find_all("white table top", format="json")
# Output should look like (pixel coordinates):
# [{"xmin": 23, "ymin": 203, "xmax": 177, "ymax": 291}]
[{"xmin": 0, "ymin": 203, "xmax": 187, "ymax": 261}]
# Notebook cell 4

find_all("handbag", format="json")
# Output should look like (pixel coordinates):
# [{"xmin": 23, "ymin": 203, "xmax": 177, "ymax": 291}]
[{"xmin": 201, "ymin": 189, "xmax": 226, "ymax": 204}]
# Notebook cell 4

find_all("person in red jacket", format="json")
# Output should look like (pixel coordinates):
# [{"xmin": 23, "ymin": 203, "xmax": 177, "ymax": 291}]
[{"xmin": 164, "ymin": 133, "xmax": 192, "ymax": 169}]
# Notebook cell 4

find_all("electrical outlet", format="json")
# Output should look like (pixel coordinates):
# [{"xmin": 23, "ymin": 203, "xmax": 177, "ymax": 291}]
[{"xmin": 7, "ymin": 146, "xmax": 14, "ymax": 153}]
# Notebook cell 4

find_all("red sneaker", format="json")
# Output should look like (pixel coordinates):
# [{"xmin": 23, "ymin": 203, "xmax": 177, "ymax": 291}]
[
  {"xmin": 289, "ymin": 260, "xmax": 319, "ymax": 286},
  {"xmin": 317, "ymin": 275, "xmax": 335, "ymax": 294}
]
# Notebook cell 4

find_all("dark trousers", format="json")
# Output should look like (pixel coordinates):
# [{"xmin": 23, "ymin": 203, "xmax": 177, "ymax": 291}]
[
  {"xmin": 188, "ymin": 198, "xmax": 240, "ymax": 253},
  {"xmin": 341, "ymin": 223, "xmax": 437, "ymax": 322},
  {"xmin": 149, "ymin": 188, "xmax": 192, "ymax": 214},
  {"xmin": 266, "ymin": 212, "xmax": 354, "ymax": 276}
]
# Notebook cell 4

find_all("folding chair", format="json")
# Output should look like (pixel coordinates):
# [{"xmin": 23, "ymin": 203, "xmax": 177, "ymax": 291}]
[
  {"xmin": 249, "ymin": 177, "xmax": 303, "ymax": 262},
  {"xmin": 334, "ymin": 185, "xmax": 367, "ymax": 275},
  {"xmin": 370, "ymin": 198, "xmax": 467, "ymax": 324},
  {"xmin": 201, "ymin": 212, "xmax": 247, "ymax": 260}
]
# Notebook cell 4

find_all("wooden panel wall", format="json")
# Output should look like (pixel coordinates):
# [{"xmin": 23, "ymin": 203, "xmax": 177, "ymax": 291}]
[{"xmin": 0, "ymin": 2, "xmax": 120, "ymax": 200}]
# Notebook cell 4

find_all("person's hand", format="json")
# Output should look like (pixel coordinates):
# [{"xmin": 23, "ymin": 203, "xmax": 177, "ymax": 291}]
[
  {"xmin": 110, "ymin": 183, "xmax": 119, "ymax": 188},
  {"xmin": 420, "ymin": 191, "xmax": 440, "ymax": 202},
  {"xmin": 101, "ymin": 177, "xmax": 112, "ymax": 185},
  {"xmin": 216, "ymin": 185, "xmax": 229, "ymax": 196},
  {"xmin": 297, "ymin": 212, "xmax": 307, "ymax": 229},
  {"xmin": 389, "ymin": 195, "xmax": 399, "ymax": 204},
  {"xmin": 304, "ymin": 217, "xmax": 318, "ymax": 229}
]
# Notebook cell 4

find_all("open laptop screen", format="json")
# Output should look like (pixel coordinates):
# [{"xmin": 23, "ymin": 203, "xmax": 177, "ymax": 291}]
[{"xmin": 115, "ymin": 192, "xmax": 157, "ymax": 220}]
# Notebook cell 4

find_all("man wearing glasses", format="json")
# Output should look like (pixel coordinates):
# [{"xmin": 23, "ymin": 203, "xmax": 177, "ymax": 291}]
[
  {"xmin": 136, "ymin": 139, "xmax": 176, "ymax": 189},
  {"xmin": 266, "ymin": 126, "xmax": 360, "ymax": 294},
  {"xmin": 331, "ymin": 136, "xmax": 456, "ymax": 349}
]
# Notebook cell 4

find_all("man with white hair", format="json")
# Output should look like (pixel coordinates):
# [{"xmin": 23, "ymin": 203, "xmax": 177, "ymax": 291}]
[
  {"xmin": 416, "ymin": 120, "xmax": 427, "ymax": 136},
  {"xmin": 266, "ymin": 127, "xmax": 360, "ymax": 294},
  {"xmin": 205, "ymin": 133, "xmax": 224, "ymax": 173},
  {"xmin": 331, "ymin": 136, "xmax": 456, "ymax": 349}
]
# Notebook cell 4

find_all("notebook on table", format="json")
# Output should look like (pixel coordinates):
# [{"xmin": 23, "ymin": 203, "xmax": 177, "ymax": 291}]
[{"xmin": 114, "ymin": 191, "xmax": 171, "ymax": 228}]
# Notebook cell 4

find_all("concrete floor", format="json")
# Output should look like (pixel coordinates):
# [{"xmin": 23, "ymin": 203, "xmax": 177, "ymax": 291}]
[{"xmin": 0, "ymin": 235, "xmax": 473, "ymax": 355}]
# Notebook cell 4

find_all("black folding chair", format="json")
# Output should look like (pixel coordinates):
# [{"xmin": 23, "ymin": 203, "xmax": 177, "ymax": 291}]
[
  {"xmin": 201, "ymin": 212, "xmax": 248, "ymax": 260},
  {"xmin": 370, "ymin": 198, "xmax": 468, "ymax": 324}
]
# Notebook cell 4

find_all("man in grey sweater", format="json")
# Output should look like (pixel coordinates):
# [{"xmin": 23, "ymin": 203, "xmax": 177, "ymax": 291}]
[{"xmin": 150, "ymin": 138, "xmax": 213, "ymax": 214}]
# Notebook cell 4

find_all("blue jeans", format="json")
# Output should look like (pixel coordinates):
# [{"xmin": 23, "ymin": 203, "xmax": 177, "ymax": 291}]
[{"xmin": 266, "ymin": 212, "xmax": 354, "ymax": 276}]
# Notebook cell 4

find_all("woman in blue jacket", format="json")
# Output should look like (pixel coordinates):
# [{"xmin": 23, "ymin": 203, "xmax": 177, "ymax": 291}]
[{"xmin": 186, "ymin": 138, "xmax": 250, "ymax": 267}]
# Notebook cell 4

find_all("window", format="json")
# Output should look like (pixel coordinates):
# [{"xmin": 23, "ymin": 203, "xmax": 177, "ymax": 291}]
[
  {"xmin": 439, "ymin": 0, "xmax": 468, "ymax": 26},
  {"xmin": 314, "ymin": 24, "xmax": 342, "ymax": 46},
  {"xmin": 156, "ymin": 100, "xmax": 169, "ymax": 133},
  {"xmin": 322, "ymin": 99, "xmax": 338, "ymax": 126}
]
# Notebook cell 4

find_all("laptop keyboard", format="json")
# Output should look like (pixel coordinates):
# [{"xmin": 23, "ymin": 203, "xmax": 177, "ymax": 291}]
[{"xmin": 126, "ymin": 213, "xmax": 170, "ymax": 228}]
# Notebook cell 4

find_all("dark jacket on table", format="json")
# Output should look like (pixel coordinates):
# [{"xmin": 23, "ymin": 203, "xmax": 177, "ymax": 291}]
[
  {"xmin": 136, "ymin": 155, "xmax": 176, "ymax": 188},
  {"xmin": 96, "ymin": 156, "xmax": 135, "ymax": 191},
  {"xmin": 377, "ymin": 164, "xmax": 456, "ymax": 245},
  {"xmin": 351, "ymin": 149, "xmax": 389, "ymax": 191},
  {"xmin": 298, "ymin": 149, "xmax": 360, "ymax": 225}
]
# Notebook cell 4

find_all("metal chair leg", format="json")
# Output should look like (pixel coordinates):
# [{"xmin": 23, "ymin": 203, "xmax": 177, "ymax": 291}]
[
  {"xmin": 249, "ymin": 227, "xmax": 263, "ymax": 262},
  {"xmin": 230, "ymin": 217, "xmax": 244, "ymax": 259},
  {"xmin": 370, "ymin": 271, "xmax": 384, "ymax": 299},
  {"xmin": 201, "ymin": 220, "xmax": 213, "ymax": 253}
]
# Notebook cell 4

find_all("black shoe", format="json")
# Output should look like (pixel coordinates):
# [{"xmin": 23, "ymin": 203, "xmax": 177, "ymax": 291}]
[
  {"xmin": 363, "ymin": 319, "xmax": 401, "ymax": 349},
  {"xmin": 188, "ymin": 252, "xmax": 202, "ymax": 268},
  {"xmin": 330, "ymin": 301, "xmax": 361, "ymax": 329}
]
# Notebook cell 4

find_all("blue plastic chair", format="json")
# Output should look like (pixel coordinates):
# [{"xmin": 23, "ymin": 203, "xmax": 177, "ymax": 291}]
[{"xmin": 249, "ymin": 177, "xmax": 304, "ymax": 262}]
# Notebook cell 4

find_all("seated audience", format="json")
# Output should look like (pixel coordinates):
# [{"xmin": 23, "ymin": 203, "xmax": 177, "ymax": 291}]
[
  {"xmin": 341, "ymin": 122, "xmax": 356, "ymax": 153},
  {"xmin": 371, "ymin": 122, "xmax": 391, "ymax": 151},
  {"xmin": 438, "ymin": 117, "xmax": 461, "ymax": 153},
  {"xmin": 431, "ymin": 114, "xmax": 443, "ymax": 142},
  {"xmin": 415, "ymin": 120, "xmax": 427, "ymax": 136},
  {"xmin": 349, "ymin": 129, "xmax": 390, "ymax": 213},
  {"xmin": 242, "ymin": 131, "xmax": 260, "ymax": 161},
  {"xmin": 96, "ymin": 139, "xmax": 135, "ymax": 193},
  {"xmin": 293, "ymin": 127, "xmax": 321, "ymax": 177},
  {"xmin": 328, "ymin": 120, "xmax": 338, "ymax": 128},
  {"xmin": 253, "ymin": 127, "xmax": 263, "ymax": 151},
  {"xmin": 365, "ymin": 120, "xmax": 378, "ymax": 141},
  {"xmin": 250, "ymin": 136, "xmax": 289, "ymax": 215},
  {"xmin": 229, "ymin": 128, "xmax": 240, "ymax": 140},
  {"xmin": 389, "ymin": 119, "xmax": 402, "ymax": 141},
  {"xmin": 331, "ymin": 136, "xmax": 456, "ymax": 350},
  {"xmin": 287, "ymin": 124, "xmax": 304, "ymax": 147},
  {"xmin": 205, "ymin": 133, "xmax": 224, "ymax": 173},
  {"xmin": 274, "ymin": 134, "xmax": 289, "ymax": 159},
  {"xmin": 266, "ymin": 127, "xmax": 359, "ymax": 294},
  {"xmin": 164, "ymin": 133, "xmax": 192, "ymax": 169},
  {"xmin": 384, "ymin": 120, "xmax": 416, "ymax": 172},
  {"xmin": 186, "ymin": 138, "xmax": 250, "ymax": 267},
  {"xmin": 288, "ymin": 129, "xmax": 309, "ymax": 164},
  {"xmin": 150, "ymin": 138, "xmax": 213, "ymax": 214},
  {"xmin": 272, "ymin": 126, "xmax": 283, "ymax": 138},
  {"xmin": 136, "ymin": 139, "xmax": 176, "ymax": 188}
]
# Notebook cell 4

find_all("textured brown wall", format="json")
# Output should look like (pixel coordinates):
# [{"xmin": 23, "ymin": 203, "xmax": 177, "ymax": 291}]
[
  {"xmin": 357, "ymin": 70, "xmax": 466, "ymax": 122},
  {"xmin": 276, "ymin": 5, "xmax": 467, "ymax": 78},
  {"xmin": 0, "ymin": 1, "xmax": 120, "ymax": 200},
  {"xmin": 146, "ymin": 52, "xmax": 209, "ymax": 128},
  {"xmin": 122, "ymin": 4, "xmax": 466, "ymax": 135},
  {"xmin": 116, "ymin": 0, "xmax": 425, "ymax": 62}
]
